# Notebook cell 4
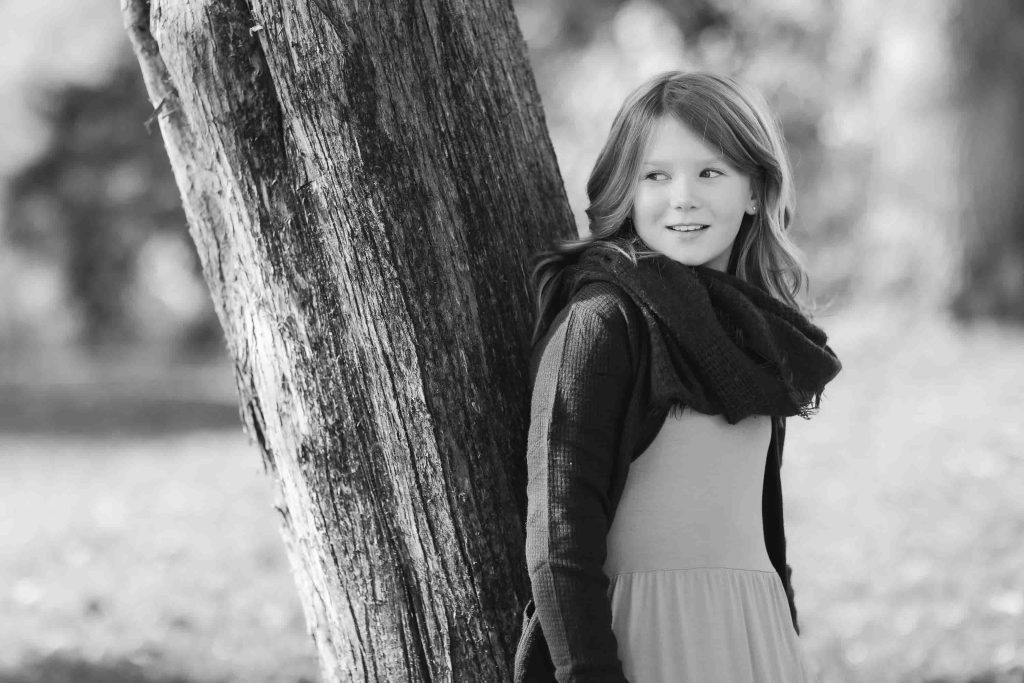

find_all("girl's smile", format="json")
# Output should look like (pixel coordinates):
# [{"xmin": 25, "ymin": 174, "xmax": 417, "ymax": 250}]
[
  {"xmin": 666, "ymin": 223, "xmax": 709, "ymax": 234},
  {"xmin": 632, "ymin": 116, "xmax": 756, "ymax": 270}
]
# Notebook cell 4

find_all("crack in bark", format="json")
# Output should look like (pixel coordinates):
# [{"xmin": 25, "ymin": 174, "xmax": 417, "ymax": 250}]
[
  {"xmin": 246, "ymin": 396, "xmax": 274, "ymax": 472},
  {"xmin": 238, "ymin": 0, "xmax": 294, "ymax": 194}
]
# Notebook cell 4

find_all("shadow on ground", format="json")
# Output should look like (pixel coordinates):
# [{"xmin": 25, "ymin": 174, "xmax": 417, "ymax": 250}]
[
  {"xmin": 926, "ymin": 669, "xmax": 1024, "ymax": 683},
  {"xmin": 0, "ymin": 388, "xmax": 239, "ymax": 436},
  {"xmin": 0, "ymin": 655, "xmax": 224, "ymax": 683},
  {"xmin": 0, "ymin": 351, "xmax": 240, "ymax": 436}
]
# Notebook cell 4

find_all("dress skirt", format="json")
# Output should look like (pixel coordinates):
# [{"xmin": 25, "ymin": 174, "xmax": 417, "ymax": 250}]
[{"xmin": 602, "ymin": 408, "xmax": 818, "ymax": 683}]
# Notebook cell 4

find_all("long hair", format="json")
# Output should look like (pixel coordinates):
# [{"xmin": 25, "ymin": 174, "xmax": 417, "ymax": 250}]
[{"xmin": 529, "ymin": 71, "xmax": 807, "ymax": 348}]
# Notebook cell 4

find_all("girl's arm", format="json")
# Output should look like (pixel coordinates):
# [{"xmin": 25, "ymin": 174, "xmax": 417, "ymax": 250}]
[{"xmin": 525, "ymin": 289, "xmax": 633, "ymax": 683}]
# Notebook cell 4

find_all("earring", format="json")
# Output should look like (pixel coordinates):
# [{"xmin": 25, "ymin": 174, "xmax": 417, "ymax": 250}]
[{"xmin": 748, "ymin": 202, "xmax": 757, "ymax": 214}]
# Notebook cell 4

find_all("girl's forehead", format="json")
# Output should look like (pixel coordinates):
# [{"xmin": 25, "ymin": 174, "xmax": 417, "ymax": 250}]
[{"xmin": 641, "ymin": 116, "xmax": 725, "ymax": 163}]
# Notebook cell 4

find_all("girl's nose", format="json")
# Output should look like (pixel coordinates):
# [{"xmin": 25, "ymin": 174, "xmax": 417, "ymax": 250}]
[{"xmin": 671, "ymin": 181, "xmax": 698, "ymax": 210}]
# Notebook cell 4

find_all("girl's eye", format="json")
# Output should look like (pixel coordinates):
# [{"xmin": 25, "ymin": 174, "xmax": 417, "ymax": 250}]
[
  {"xmin": 700, "ymin": 169, "xmax": 724, "ymax": 178},
  {"xmin": 644, "ymin": 171, "xmax": 668, "ymax": 181}
]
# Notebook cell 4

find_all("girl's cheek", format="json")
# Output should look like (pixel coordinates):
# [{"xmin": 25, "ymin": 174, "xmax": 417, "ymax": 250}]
[
  {"xmin": 635, "ymin": 196, "xmax": 656, "ymax": 218},
  {"xmin": 636, "ymin": 185, "xmax": 666, "ymax": 208}
]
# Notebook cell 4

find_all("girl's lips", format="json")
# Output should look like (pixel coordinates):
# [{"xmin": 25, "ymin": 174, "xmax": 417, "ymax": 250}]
[{"xmin": 666, "ymin": 224, "xmax": 709, "ymax": 232}]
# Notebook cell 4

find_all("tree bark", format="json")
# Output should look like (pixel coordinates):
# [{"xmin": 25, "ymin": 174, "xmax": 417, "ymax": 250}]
[{"xmin": 121, "ymin": 0, "xmax": 574, "ymax": 680}]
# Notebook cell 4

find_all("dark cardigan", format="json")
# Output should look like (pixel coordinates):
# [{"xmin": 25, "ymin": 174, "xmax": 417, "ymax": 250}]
[{"xmin": 514, "ymin": 280, "xmax": 798, "ymax": 683}]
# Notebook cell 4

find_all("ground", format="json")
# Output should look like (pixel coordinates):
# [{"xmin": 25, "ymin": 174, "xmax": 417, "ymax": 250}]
[{"xmin": 0, "ymin": 303, "xmax": 1022, "ymax": 683}]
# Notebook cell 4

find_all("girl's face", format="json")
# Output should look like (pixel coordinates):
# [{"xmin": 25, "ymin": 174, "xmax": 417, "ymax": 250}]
[{"xmin": 632, "ymin": 116, "xmax": 755, "ymax": 271}]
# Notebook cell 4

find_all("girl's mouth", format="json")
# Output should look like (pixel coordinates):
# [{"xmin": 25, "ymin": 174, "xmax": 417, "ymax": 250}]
[{"xmin": 667, "ymin": 224, "xmax": 709, "ymax": 233}]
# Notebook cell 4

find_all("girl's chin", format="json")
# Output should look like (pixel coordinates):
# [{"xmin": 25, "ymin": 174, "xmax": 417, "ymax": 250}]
[
  {"xmin": 657, "ymin": 251, "xmax": 705, "ymax": 266},
  {"xmin": 653, "ymin": 246, "xmax": 729, "ymax": 270}
]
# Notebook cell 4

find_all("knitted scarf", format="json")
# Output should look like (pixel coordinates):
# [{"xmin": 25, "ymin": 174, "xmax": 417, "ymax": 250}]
[{"xmin": 568, "ymin": 246, "xmax": 842, "ymax": 424}]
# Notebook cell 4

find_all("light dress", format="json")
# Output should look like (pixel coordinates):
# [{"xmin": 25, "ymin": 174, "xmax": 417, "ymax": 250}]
[{"xmin": 603, "ymin": 407, "xmax": 819, "ymax": 683}]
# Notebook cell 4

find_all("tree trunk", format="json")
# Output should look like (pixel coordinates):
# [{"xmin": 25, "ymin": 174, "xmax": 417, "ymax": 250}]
[
  {"xmin": 121, "ymin": 0, "xmax": 574, "ymax": 680},
  {"xmin": 949, "ymin": 0, "xmax": 1024, "ymax": 322}
]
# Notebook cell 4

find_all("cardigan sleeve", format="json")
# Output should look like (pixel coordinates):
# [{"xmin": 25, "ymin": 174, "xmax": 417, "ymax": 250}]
[{"xmin": 524, "ymin": 290, "xmax": 634, "ymax": 683}]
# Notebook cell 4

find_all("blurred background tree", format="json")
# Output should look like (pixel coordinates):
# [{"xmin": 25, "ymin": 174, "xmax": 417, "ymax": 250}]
[
  {"xmin": 0, "ymin": 0, "xmax": 218, "ymax": 355},
  {"xmin": 5, "ymin": 59, "xmax": 220, "ymax": 350},
  {"xmin": 949, "ymin": 0, "xmax": 1024, "ymax": 322}
]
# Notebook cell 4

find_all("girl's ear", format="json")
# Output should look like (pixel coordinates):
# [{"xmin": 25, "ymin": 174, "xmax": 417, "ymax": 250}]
[{"xmin": 746, "ymin": 188, "xmax": 758, "ymax": 215}]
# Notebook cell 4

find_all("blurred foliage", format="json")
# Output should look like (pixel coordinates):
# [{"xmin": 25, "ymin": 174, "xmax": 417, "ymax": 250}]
[
  {"xmin": 4, "ymin": 56, "xmax": 220, "ymax": 350},
  {"xmin": 948, "ymin": 0, "xmax": 1024, "ymax": 323},
  {"xmin": 0, "ymin": 0, "xmax": 1020, "ymax": 347}
]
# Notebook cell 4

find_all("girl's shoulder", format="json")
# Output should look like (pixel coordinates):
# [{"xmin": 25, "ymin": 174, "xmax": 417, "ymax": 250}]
[
  {"xmin": 565, "ymin": 280, "xmax": 643, "ymax": 333},
  {"xmin": 531, "ymin": 281, "xmax": 644, "ymax": 377}
]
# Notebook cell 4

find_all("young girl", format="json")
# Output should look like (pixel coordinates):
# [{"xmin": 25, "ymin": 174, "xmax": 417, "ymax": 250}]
[{"xmin": 513, "ymin": 72, "xmax": 842, "ymax": 682}]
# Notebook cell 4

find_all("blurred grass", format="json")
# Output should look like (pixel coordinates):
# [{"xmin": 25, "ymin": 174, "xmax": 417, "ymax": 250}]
[
  {"xmin": 1, "ymin": 304, "xmax": 1023, "ymax": 682},
  {"xmin": 0, "ymin": 430, "xmax": 320, "ymax": 683},
  {"xmin": 0, "ymin": 354, "xmax": 320, "ymax": 683},
  {"xmin": 786, "ymin": 303, "xmax": 1024, "ymax": 682}
]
